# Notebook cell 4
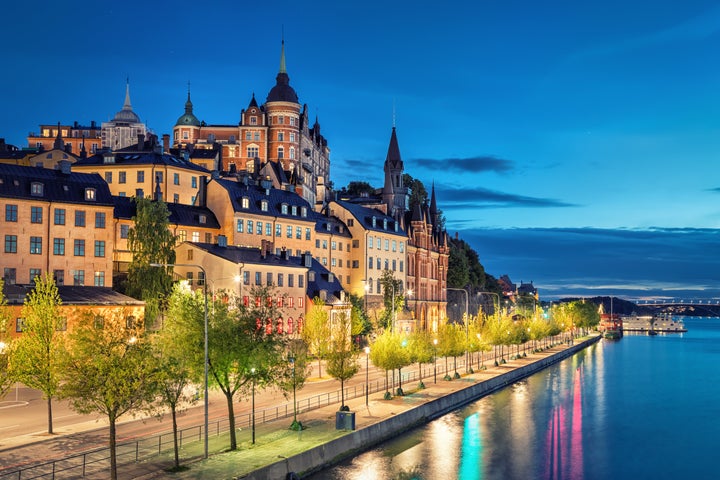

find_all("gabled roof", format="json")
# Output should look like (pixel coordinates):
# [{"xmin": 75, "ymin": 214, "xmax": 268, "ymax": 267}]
[
  {"xmin": 334, "ymin": 200, "xmax": 406, "ymax": 236},
  {"xmin": 306, "ymin": 257, "xmax": 346, "ymax": 304},
  {"xmin": 185, "ymin": 242, "xmax": 307, "ymax": 270},
  {"xmin": 2, "ymin": 284, "xmax": 144, "ymax": 306},
  {"xmin": 77, "ymin": 150, "xmax": 210, "ymax": 174},
  {"xmin": 113, "ymin": 196, "xmax": 220, "ymax": 229},
  {"xmin": 314, "ymin": 214, "xmax": 352, "ymax": 238},
  {"xmin": 213, "ymin": 178, "xmax": 315, "ymax": 221},
  {"xmin": 0, "ymin": 163, "xmax": 113, "ymax": 205}
]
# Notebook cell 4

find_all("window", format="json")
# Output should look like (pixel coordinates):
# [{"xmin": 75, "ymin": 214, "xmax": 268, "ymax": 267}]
[
  {"xmin": 392, "ymin": 259, "xmax": 397, "ymax": 271},
  {"xmin": 72, "ymin": 269, "xmax": 85, "ymax": 285},
  {"xmin": 278, "ymin": 116, "xmax": 285, "ymax": 124},
  {"xmin": 247, "ymin": 220, "xmax": 254, "ymax": 234},
  {"xmin": 305, "ymin": 228, "xmax": 311, "ymax": 240},
  {"xmin": 298, "ymin": 275, "xmax": 304, "ymax": 288},
  {"xmin": 392, "ymin": 240, "xmax": 397, "ymax": 252},
  {"xmin": 173, "ymin": 194, "xmax": 179, "ymax": 203},
  {"xmin": 75, "ymin": 210, "xmax": 86, "ymax": 227},
  {"xmin": 261, "ymin": 200, "xmax": 268, "ymax": 211},
  {"xmin": 28, "ymin": 269, "xmax": 40, "ymax": 281},
  {"xmin": 135, "ymin": 189, "xmax": 144, "ymax": 198},
  {"xmin": 74, "ymin": 239, "xmax": 85, "ymax": 256},
  {"xmin": 120, "ymin": 225, "xmax": 129, "ymax": 238},
  {"xmin": 291, "ymin": 206, "xmax": 297, "ymax": 216},
  {"xmin": 267, "ymin": 273, "xmax": 273, "ymax": 285},
  {"xmin": 177, "ymin": 230, "xmax": 187, "ymax": 242},
  {"xmin": 4, "ymin": 268, "xmax": 16, "ymax": 285},
  {"xmin": 265, "ymin": 223, "xmax": 272, "ymax": 236},
  {"xmin": 331, "ymin": 241, "xmax": 337, "ymax": 250},
  {"xmin": 31, "ymin": 182, "xmax": 44, "ymax": 196},
  {"xmin": 278, "ymin": 147, "xmax": 284, "ymax": 159},
  {"xmin": 245, "ymin": 131, "xmax": 252, "ymax": 141},
  {"xmin": 250, "ymin": 117, "xmax": 257, "ymax": 125},
  {"xmin": 290, "ymin": 117, "xmax": 297, "ymax": 126},
  {"xmin": 331, "ymin": 258, "xmax": 336, "ymax": 267},
  {"xmin": 255, "ymin": 272, "xmax": 261, "ymax": 285},
  {"xmin": 173, "ymin": 173, "xmax": 180, "ymax": 185},
  {"xmin": 369, "ymin": 257, "xmax": 373, "ymax": 269},
  {"xmin": 197, "ymin": 270, "xmax": 205, "ymax": 286},
  {"xmin": 105, "ymin": 172, "xmax": 113, "ymax": 183},
  {"xmin": 237, "ymin": 219, "xmax": 244, "ymax": 233},
  {"xmin": 94, "ymin": 271, "xmax": 105, "ymax": 286},
  {"xmin": 94, "ymin": 240, "xmax": 105, "ymax": 257},
  {"xmin": 377, "ymin": 258, "xmax": 381, "ymax": 269},
  {"xmin": 288, "ymin": 274, "xmax": 294, "ymax": 287},
  {"xmin": 205, "ymin": 232, "xmax": 212, "ymax": 243},
  {"xmin": 296, "ymin": 227, "xmax": 302, "ymax": 239},
  {"xmin": 119, "ymin": 171, "xmax": 126, "ymax": 184},
  {"xmin": 243, "ymin": 271, "xmax": 250, "ymax": 285},
  {"xmin": 191, "ymin": 231, "xmax": 200, "ymax": 242},
  {"xmin": 54, "ymin": 270, "xmax": 64, "ymax": 285},
  {"xmin": 368, "ymin": 236, "xmax": 373, "ymax": 249},
  {"xmin": 277, "ymin": 273, "xmax": 284, "ymax": 287},
  {"xmin": 31, "ymin": 206, "xmax": 43, "ymax": 223},
  {"xmin": 191, "ymin": 176, "xmax": 197, "ymax": 188},
  {"xmin": 290, "ymin": 147, "xmax": 295, "ymax": 159},
  {"xmin": 278, "ymin": 132, "xmax": 284, "ymax": 141},
  {"xmin": 286, "ymin": 225, "xmax": 292, "ymax": 238},
  {"xmin": 247, "ymin": 146, "xmax": 259, "ymax": 158},
  {"xmin": 5, "ymin": 204, "xmax": 17, "ymax": 222},
  {"xmin": 85, "ymin": 188, "xmax": 96, "ymax": 201},
  {"xmin": 137, "ymin": 171, "xmax": 145, "ymax": 183},
  {"xmin": 95, "ymin": 212, "xmax": 106, "ymax": 228},
  {"xmin": 53, "ymin": 238, "xmax": 65, "ymax": 255},
  {"xmin": 156, "ymin": 172, "xmax": 163, "ymax": 184},
  {"xmin": 290, "ymin": 132, "xmax": 296, "ymax": 142},
  {"xmin": 256, "ymin": 222, "xmax": 263, "ymax": 235},
  {"xmin": 281, "ymin": 204, "xmax": 288, "ymax": 215},
  {"xmin": 276, "ymin": 224, "xmax": 282, "ymax": 236},
  {"xmin": 16, "ymin": 318, "xmax": 24, "ymax": 333},
  {"xmin": 5, "ymin": 235, "xmax": 17, "ymax": 253},
  {"xmin": 30, "ymin": 236, "xmax": 42, "ymax": 254},
  {"xmin": 400, "ymin": 242, "xmax": 404, "ymax": 253},
  {"xmin": 187, "ymin": 249, "xmax": 194, "ymax": 260},
  {"xmin": 54, "ymin": 208, "xmax": 66, "ymax": 225},
  {"xmin": 322, "ymin": 240, "xmax": 328, "ymax": 249},
  {"xmin": 400, "ymin": 261, "xmax": 404, "ymax": 272},
  {"xmin": 241, "ymin": 197, "xmax": 250, "ymax": 209},
  {"xmin": 322, "ymin": 257, "xmax": 327, "ymax": 266},
  {"xmin": 385, "ymin": 240, "xmax": 389, "ymax": 251}
]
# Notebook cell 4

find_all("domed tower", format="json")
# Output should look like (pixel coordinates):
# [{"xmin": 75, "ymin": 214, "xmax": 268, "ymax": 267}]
[
  {"xmin": 173, "ymin": 85, "xmax": 201, "ymax": 148},
  {"xmin": 382, "ymin": 127, "xmax": 409, "ymax": 220},
  {"xmin": 101, "ymin": 80, "xmax": 147, "ymax": 151},
  {"xmin": 265, "ymin": 40, "xmax": 301, "ymax": 173}
]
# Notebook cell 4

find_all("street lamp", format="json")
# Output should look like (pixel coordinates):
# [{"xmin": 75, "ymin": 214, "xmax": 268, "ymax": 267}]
[
  {"xmin": 433, "ymin": 338, "xmax": 438, "ymax": 384},
  {"xmin": 251, "ymin": 367, "xmax": 256, "ymax": 444},
  {"xmin": 150, "ymin": 262, "xmax": 209, "ymax": 459},
  {"xmin": 447, "ymin": 288, "xmax": 469, "ymax": 373},
  {"xmin": 289, "ymin": 355, "xmax": 298, "ymax": 429},
  {"xmin": 364, "ymin": 346, "xmax": 370, "ymax": 406}
]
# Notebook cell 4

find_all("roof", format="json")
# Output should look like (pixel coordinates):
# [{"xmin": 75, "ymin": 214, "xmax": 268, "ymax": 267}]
[
  {"xmin": 306, "ymin": 257, "xmax": 346, "ymax": 304},
  {"xmin": 333, "ymin": 200, "xmax": 406, "ymax": 236},
  {"xmin": 2, "ymin": 284, "xmax": 144, "ymax": 306},
  {"xmin": 185, "ymin": 242, "xmax": 307, "ymax": 270},
  {"xmin": 113, "ymin": 196, "xmax": 220, "ymax": 229},
  {"xmin": 213, "ymin": 178, "xmax": 315, "ymax": 222},
  {"xmin": 0, "ymin": 163, "xmax": 113, "ymax": 205},
  {"xmin": 266, "ymin": 41, "xmax": 299, "ymax": 103},
  {"xmin": 175, "ymin": 91, "xmax": 201, "ymax": 127},
  {"xmin": 77, "ymin": 150, "xmax": 210, "ymax": 174},
  {"xmin": 314, "ymin": 214, "xmax": 352, "ymax": 238}
]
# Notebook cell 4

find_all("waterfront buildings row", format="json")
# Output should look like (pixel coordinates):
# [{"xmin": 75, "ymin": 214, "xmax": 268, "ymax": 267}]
[{"xmin": 0, "ymin": 42, "xmax": 449, "ymax": 338}]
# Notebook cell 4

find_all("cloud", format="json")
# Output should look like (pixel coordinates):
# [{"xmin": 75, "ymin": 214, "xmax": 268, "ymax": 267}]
[
  {"xmin": 413, "ymin": 155, "xmax": 514, "ymax": 174},
  {"xmin": 437, "ymin": 185, "xmax": 577, "ymax": 209},
  {"xmin": 708, "ymin": 187, "xmax": 720, "ymax": 193}
]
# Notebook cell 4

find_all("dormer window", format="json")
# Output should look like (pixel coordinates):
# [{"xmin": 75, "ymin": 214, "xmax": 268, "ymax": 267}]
[
  {"xmin": 291, "ymin": 205, "xmax": 297, "ymax": 216},
  {"xmin": 260, "ymin": 200, "xmax": 268, "ymax": 212},
  {"xmin": 31, "ymin": 182, "xmax": 44, "ymax": 196},
  {"xmin": 326, "ymin": 223, "xmax": 331, "ymax": 232},
  {"xmin": 301, "ymin": 207, "xmax": 307, "ymax": 218},
  {"xmin": 281, "ymin": 203, "xmax": 289, "ymax": 215},
  {"xmin": 394, "ymin": 222, "xmax": 399, "ymax": 232},
  {"xmin": 241, "ymin": 197, "xmax": 250, "ymax": 209},
  {"xmin": 85, "ymin": 188, "xmax": 96, "ymax": 201},
  {"xmin": 383, "ymin": 219, "xmax": 388, "ymax": 230},
  {"xmin": 199, "ymin": 214, "xmax": 207, "ymax": 224},
  {"xmin": 372, "ymin": 216, "xmax": 376, "ymax": 227}
]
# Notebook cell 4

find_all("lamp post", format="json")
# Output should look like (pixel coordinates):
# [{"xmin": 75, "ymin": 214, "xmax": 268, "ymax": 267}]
[
  {"xmin": 251, "ymin": 367, "xmax": 256, "ymax": 444},
  {"xmin": 289, "ymin": 355, "xmax": 297, "ymax": 427},
  {"xmin": 150, "ymin": 262, "xmax": 209, "ymax": 459},
  {"xmin": 478, "ymin": 291, "xmax": 500, "ymax": 318},
  {"xmin": 433, "ymin": 338, "xmax": 438, "ymax": 384},
  {"xmin": 364, "ymin": 346, "xmax": 370, "ymax": 406},
  {"xmin": 391, "ymin": 282, "xmax": 396, "ymax": 334},
  {"xmin": 447, "ymin": 288, "xmax": 469, "ymax": 373}
]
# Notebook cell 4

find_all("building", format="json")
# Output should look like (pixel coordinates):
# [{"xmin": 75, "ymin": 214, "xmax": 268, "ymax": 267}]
[
  {"xmin": 170, "ymin": 41, "xmax": 330, "ymax": 207},
  {"xmin": 0, "ymin": 163, "xmax": 115, "ymax": 287},
  {"xmin": 101, "ymin": 81, "xmax": 148, "ymax": 151},
  {"xmin": 26, "ymin": 121, "xmax": 102, "ymax": 156}
]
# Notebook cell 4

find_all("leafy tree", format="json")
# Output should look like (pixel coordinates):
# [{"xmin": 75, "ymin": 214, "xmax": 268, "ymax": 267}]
[
  {"xmin": 345, "ymin": 181, "xmax": 375, "ymax": 197},
  {"xmin": 10, "ymin": 273, "xmax": 64, "ymax": 433},
  {"xmin": 325, "ymin": 311, "xmax": 359, "ymax": 410},
  {"xmin": 379, "ymin": 270, "xmax": 403, "ymax": 331},
  {"xmin": 60, "ymin": 310, "xmax": 159, "ymax": 480},
  {"xmin": 436, "ymin": 322, "xmax": 465, "ymax": 378},
  {"xmin": 403, "ymin": 173, "xmax": 428, "ymax": 208},
  {"xmin": 406, "ymin": 330, "xmax": 434, "ymax": 387},
  {"xmin": 302, "ymin": 297, "xmax": 332, "ymax": 378},
  {"xmin": 126, "ymin": 197, "xmax": 176, "ymax": 323},
  {"xmin": 278, "ymin": 339, "xmax": 312, "ymax": 430},
  {"xmin": 552, "ymin": 300, "xmax": 599, "ymax": 338},
  {"xmin": 0, "ymin": 279, "xmax": 12, "ymax": 399},
  {"xmin": 348, "ymin": 293, "xmax": 371, "ymax": 337}
]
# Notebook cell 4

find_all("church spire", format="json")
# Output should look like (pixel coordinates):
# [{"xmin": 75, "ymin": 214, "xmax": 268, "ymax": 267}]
[
  {"xmin": 279, "ymin": 38, "xmax": 287, "ymax": 74},
  {"xmin": 123, "ymin": 77, "xmax": 132, "ymax": 110}
]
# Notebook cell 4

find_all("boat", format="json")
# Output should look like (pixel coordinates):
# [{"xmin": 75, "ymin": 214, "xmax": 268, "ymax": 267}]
[
  {"xmin": 648, "ymin": 330, "xmax": 658, "ymax": 336},
  {"xmin": 603, "ymin": 329, "xmax": 622, "ymax": 340},
  {"xmin": 600, "ymin": 298, "xmax": 623, "ymax": 340}
]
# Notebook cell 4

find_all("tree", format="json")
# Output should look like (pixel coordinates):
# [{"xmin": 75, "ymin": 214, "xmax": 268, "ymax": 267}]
[
  {"xmin": 403, "ymin": 173, "xmax": 429, "ymax": 208},
  {"xmin": 0, "ymin": 279, "xmax": 12, "ymax": 399},
  {"xmin": 379, "ymin": 270, "xmax": 402, "ymax": 331},
  {"xmin": 302, "ymin": 297, "xmax": 332, "ymax": 378},
  {"xmin": 9, "ymin": 273, "xmax": 64, "ymax": 434},
  {"xmin": 278, "ymin": 338, "xmax": 312, "ymax": 430},
  {"xmin": 126, "ymin": 197, "xmax": 176, "ymax": 323},
  {"xmin": 325, "ymin": 311, "xmax": 359, "ymax": 410},
  {"xmin": 407, "ymin": 330, "xmax": 434, "ymax": 387},
  {"xmin": 152, "ymin": 284, "xmax": 199, "ymax": 470},
  {"xmin": 345, "ymin": 181, "xmax": 375, "ymax": 197},
  {"xmin": 437, "ymin": 322, "xmax": 465, "ymax": 379},
  {"xmin": 60, "ymin": 310, "xmax": 159, "ymax": 480}
]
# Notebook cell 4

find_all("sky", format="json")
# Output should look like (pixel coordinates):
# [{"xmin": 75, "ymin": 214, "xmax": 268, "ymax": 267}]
[{"xmin": 1, "ymin": 0, "xmax": 719, "ymax": 301}]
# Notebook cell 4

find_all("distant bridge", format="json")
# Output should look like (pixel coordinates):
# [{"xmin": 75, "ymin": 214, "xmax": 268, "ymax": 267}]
[{"xmin": 635, "ymin": 299, "xmax": 720, "ymax": 306}]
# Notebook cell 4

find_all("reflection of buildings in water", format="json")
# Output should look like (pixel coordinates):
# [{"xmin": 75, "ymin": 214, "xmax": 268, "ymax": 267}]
[{"xmin": 545, "ymin": 365, "xmax": 585, "ymax": 479}]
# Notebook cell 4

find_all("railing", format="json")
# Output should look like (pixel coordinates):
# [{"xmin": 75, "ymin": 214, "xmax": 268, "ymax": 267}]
[{"xmin": 0, "ymin": 341, "xmax": 570, "ymax": 480}]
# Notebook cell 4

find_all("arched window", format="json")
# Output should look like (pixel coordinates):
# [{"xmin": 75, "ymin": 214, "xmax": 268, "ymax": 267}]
[
  {"xmin": 297, "ymin": 316, "xmax": 304, "ymax": 333},
  {"xmin": 368, "ymin": 277, "xmax": 373, "ymax": 293},
  {"xmin": 276, "ymin": 318, "xmax": 284, "ymax": 334},
  {"xmin": 287, "ymin": 317, "xmax": 294, "ymax": 335}
]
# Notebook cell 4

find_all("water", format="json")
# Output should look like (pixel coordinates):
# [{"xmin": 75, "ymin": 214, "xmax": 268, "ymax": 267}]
[{"xmin": 308, "ymin": 317, "xmax": 720, "ymax": 480}]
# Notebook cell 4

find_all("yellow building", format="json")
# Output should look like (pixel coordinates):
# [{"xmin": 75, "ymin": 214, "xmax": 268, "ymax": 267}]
[
  {"xmin": 0, "ymin": 163, "xmax": 115, "ymax": 287},
  {"xmin": 73, "ymin": 135, "xmax": 209, "ymax": 206}
]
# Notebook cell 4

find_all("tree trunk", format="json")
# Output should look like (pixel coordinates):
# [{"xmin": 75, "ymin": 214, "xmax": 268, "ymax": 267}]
[
  {"xmin": 109, "ymin": 414, "xmax": 118, "ymax": 480},
  {"xmin": 47, "ymin": 397, "xmax": 53, "ymax": 434},
  {"xmin": 317, "ymin": 358, "xmax": 322, "ymax": 378},
  {"xmin": 171, "ymin": 405, "xmax": 180, "ymax": 469},
  {"xmin": 226, "ymin": 392, "xmax": 237, "ymax": 450},
  {"xmin": 340, "ymin": 378, "xmax": 345, "ymax": 409}
]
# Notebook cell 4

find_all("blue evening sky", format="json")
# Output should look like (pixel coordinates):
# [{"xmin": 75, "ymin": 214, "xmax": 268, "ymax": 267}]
[{"xmin": 1, "ymin": 1, "xmax": 719, "ymax": 300}]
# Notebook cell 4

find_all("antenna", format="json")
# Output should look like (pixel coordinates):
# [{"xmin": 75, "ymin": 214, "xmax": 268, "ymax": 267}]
[{"xmin": 392, "ymin": 99, "xmax": 396, "ymax": 128}]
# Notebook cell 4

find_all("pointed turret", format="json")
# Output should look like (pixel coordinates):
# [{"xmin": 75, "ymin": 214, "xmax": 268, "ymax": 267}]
[
  {"xmin": 175, "ymin": 84, "xmax": 201, "ymax": 126},
  {"xmin": 383, "ymin": 126, "xmax": 407, "ymax": 220},
  {"xmin": 267, "ymin": 40, "xmax": 299, "ymax": 103},
  {"xmin": 248, "ymin": 92, "xmax": 259, "ymax": 108},
  {"xmin": 112, "ymin": 80, "xmax": 141, "ymax": 123}
]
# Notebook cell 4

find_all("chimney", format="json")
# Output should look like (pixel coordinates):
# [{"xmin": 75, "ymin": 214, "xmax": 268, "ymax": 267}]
[
  {"xmin": 162, "ymin": 134, "xmax": 170, "ymax": 152},
  {"xmin": 59, "ymin": 160, "xmax": 72, "ymax": 175},
  {"xmin": 197, "ymin": 175, "xmax": 207, "ymax": 207},
  {"xmin": 137, "ymin": 133, "xmax": 145, "ymax": 150},
  {"xmin": 280, "ymin": 246, "xmax": 288, "ymax": 260}
]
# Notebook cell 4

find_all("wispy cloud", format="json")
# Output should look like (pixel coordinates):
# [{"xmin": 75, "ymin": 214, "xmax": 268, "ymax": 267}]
[
  {"xmin": 708, "ymin": 187, "xmax": 720, "ymax": 193},
  {"xmin": 413, "ymin": 155, "xmax": 514, "ymax": 174},
  {"xmin": 437, "ymin": 185, "xmax": 577, "ymax": 209}
]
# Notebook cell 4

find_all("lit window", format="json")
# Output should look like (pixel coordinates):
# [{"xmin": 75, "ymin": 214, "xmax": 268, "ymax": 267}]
[{"xmin": 85, "ymin": 188, "xmax": 96, "ymax": 201}]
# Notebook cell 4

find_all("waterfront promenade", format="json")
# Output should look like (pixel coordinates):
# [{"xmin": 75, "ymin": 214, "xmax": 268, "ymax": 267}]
[{"xmin": 154, "ymin": 335, "xmax": 599, "ymax": 480}]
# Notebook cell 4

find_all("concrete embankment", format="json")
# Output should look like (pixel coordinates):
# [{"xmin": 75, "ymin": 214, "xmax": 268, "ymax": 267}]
[{"xmin": 243, "ymin": 335, "xmax": 600, "ymax": 479}]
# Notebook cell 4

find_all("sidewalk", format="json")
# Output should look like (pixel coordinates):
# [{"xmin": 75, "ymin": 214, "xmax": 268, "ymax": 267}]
[{"xmin": 141, "ymin": 338, "xmax": 596, "ymax": 479}]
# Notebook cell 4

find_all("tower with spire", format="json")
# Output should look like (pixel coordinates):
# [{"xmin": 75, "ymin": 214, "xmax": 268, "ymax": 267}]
[
  {"xmin": 101, "ymin": 80, "xmax": 147, "ymax": 151},
  {"xmin": 382, "ymin": 127, "xmax": 409, "ymax": 221}
]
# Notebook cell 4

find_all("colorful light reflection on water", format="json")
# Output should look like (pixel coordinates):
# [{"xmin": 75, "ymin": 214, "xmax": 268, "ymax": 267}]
[{"xmin": 309, "ymin": 317, "xmax": 720, "ymax": 480}]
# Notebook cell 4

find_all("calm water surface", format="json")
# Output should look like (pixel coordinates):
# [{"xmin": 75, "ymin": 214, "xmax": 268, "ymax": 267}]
[{"xmin": 308, "ymin": 317, "xmax": 720, "ymax": 480}]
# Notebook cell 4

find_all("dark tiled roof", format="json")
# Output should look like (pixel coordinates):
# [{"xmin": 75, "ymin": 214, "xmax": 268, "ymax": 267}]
[
  {"xmin": 213, "ymin": 178, "xmax": 315, "ymax": 222},
  {"xmin": 77, "ymin": 150, "xmax": 210, "ymax": 174},
  {"xmin": 0, "ymin": 164, "xmax": 113, "ymax": 205},
  {"xmin": 2, "ymin": 284, "xmax": 144, "ymax": 306},
  {"xmin": 306, "ymin": 257, "xmax": 346, "ymax": 303},
  {"xmin": 334, "ymin": 200, "xmax": 405, "ymax": 236},
  {"xmin": 187, "ymin": 242, "xmax": 306, "ymax": 270},
  {"xmin": 113, "ymin": 196, "xmax": 220, "ymax": 228},
  {"xmin": 314, "ymin": 215, "xmax": 352, "ymax": 238}
]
